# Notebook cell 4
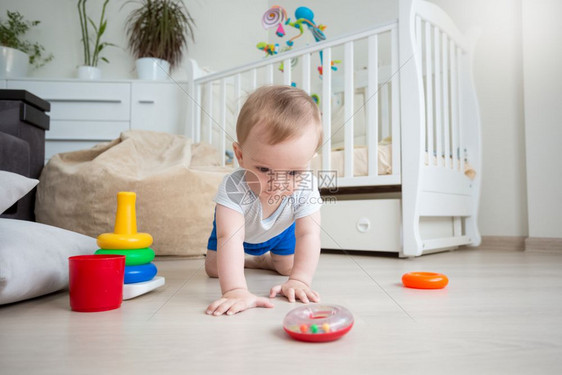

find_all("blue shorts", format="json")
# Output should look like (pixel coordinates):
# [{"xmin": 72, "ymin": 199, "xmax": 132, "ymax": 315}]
[{"xmin": 207, "ymin": 215, "xmax": 296, "ymax": 256}]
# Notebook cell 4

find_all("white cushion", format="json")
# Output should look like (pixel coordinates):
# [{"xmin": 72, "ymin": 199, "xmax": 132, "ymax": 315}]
[
  {"xmin": 0, "ymin": 219, "xmax": 97, "ymax": 305},
  {"xmin": 0, "ymin": 171, "xmax": 39, "ymax": 214}
]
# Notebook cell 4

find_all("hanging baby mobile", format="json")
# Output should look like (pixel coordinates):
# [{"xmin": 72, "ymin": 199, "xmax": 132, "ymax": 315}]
[{"xmin": 257, "ymin": 5, "xmax": 340, "ymax": 77}]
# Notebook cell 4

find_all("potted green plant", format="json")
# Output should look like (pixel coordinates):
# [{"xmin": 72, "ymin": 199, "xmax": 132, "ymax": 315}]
[
  {"xmin": 124, "ymin": 0, "xmax": 195, "ymax": 80},
  {"xmin": 0, "ymin": 11, "xmax": 53, "ymax": 78},
  {"xmin": 77, "ymin": 0, "xmax": 116, "ymax": 80}
]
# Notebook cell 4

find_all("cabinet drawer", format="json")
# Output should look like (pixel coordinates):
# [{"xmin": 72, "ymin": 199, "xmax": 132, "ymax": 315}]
[
  {"xmin": 131, "ymin": 82, "xmax": 188, "ymax": 134},
  {"xmin": 46, "ymin": 120, "xmax": 129, "ymax": 141},
  {"xmin": 6, "ymin": 80, "xmax": 130, "ymax": 121},
  {"xmin": 320, "ymin": 199, "xmax": 401, "ymax": 252}
]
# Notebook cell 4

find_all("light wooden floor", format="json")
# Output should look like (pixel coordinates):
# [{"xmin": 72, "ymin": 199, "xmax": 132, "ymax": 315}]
[{"xmin": 1, "ymin": 246, "xmax": 561, "ymax": 374}]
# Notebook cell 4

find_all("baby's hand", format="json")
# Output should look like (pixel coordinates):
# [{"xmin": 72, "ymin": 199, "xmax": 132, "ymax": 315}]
[
  {"xmin": 206, "ymin": 288, "xmax": 274, "ymax": 316},
  {"xmin": 269, "ymin": 279, "xmax": 320, "ymax": 304}
]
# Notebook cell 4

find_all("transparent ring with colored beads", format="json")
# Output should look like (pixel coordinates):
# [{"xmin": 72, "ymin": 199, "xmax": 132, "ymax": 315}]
[{"xmin": 283, "ymin": 305, "xmax": 354, "ymax": 342}]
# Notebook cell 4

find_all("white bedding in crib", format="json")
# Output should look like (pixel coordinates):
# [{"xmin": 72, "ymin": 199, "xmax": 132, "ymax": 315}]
[
  {"xmin": 310, "ymin": 143, "xmax": 476, "ymax": 180},
  {"xmin": 310, "ymin": 143, "xmax": 392, "ymax": 177}
]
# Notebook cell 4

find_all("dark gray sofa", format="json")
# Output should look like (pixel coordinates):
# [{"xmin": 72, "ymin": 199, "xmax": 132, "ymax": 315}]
[{"xmin": 0, "ymin": 90, "xmax": 50, "ymax": 221}]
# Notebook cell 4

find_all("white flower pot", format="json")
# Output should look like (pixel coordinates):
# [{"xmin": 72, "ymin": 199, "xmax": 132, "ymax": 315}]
[
  {"xmin": 0, "ymin": 46, "xmax": 29, "ymax": 78},
  {"xmin": 135, "ymin": 58, "xmax": 170, "ymax": 80},
  {"xmin": 77, "ymin": 66, "xmax": 102, "ymax": 80}
]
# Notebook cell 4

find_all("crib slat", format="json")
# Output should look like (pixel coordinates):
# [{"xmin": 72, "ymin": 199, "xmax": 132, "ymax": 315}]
[
  {"xmin": 367, "ymin": 34, "xmax": 378, "ymax": 176},
  {"xmin": 442, "ymin": 32, "xmax": 451, "ymax": 169},
  {"xmin": 194, "ymin": 84, "xmax": 202, "ymax": 143},
  {"xmin": 433, "ymin": 27, "xmax": 443, "ymax": 167},
  {"xmin": 457, "ymin": 47, "xmax": 465, "ymax": 173},
  {"xmin": 391, "ymin": 26, "xmax": 401, "ymax": 176},
  {"xmin": 416, "ymin": 16, "xmax": 422, "ymax": 57},
  {"xmin": 188, "ymin": 80, "xmax": 196, "ymax": 141},
  {"xmin": 220, "ymin": 79, "xmax": 226, "ymax": 167},
  {"xmin": 251, "ymin": 68, "xmax": 257, "ymax": 90},
  {"xmin": 233, "ymin": 74, "xmax": 242, "ymax": 168},
  {"xmin": 425, "ymin": 22, "xmax": 434, "ymax": 166},
  {"xmin": 344, "ymin": 41, "xmax": 354, "ymax": 178},
  {"xmin": 302, "ymin": 53, "xmax": 311, "ymax": 94},
  {"xmin": 234, "ymin": 73, "xmax": 242, "ymax": 118},
  {"xmin": 416, "ymin": 15, "xmax": 423, "ymax": 161},
  {"xmin": 381, "ymin": 84, "xmax": 389, "ymax": 140},
  {"xmin": 450, "ymin": 40, "xmax": 459, "ymax": 171},
  {"xmin": 453, "ymin": 217, "xmax": 462, "ymax": 237},
  {"xmin": 266, "ymin": 64, "xmax": 274, "ymax": 85},
  {"xmin": 283, "ymin": 58, "xmax": 292, "ymax": 86},
  {"xmin": 322, "ymin": 48, "xmax": 332, "ymax": 172},
  {"xmin": 206, "ymin": 81, "xmax": 213, "ymax": 144}
]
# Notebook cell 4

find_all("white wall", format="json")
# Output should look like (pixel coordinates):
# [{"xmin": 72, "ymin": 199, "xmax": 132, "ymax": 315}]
[
  {"xmin": 2, "ymin": 0, "xmax": 130, "ymax": 79},
  {"xmin": 2, "ymin": 0, "xmax": 544, "ymax": 238},
  {"xmin": 428, "ymin": 0, "xmax": 528, "ymax": 237},
  {"xmin": 1, "ymin": 0, "xmax": 267, "ymax": 80},
  {"xmin": 522, "ymin": 0, "xmax": 562, "ymax": 239}
]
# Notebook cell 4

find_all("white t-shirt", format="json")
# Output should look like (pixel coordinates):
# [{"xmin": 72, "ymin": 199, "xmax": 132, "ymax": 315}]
[{"xmin": 214, "ymin": 168, "xmax": 322, "ymax": 244}]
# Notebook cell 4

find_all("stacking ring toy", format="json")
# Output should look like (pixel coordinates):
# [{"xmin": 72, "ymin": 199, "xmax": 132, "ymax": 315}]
[
  {"xmin": 96, "ymin": 192, "xmax": 153, "ymax": 250},
  {"xmin": 95, "ymin": 248, "xmax": 155, "ymax": 266},
  {"xmin": 283, "ymin": 305, "xmax": 354, "ymax": 342},
  {"xmin": 97, "ymin": 232, "xmax": 153, "ymax": 250},
  {"xmin": 124, "ymin": 263, "xmax": 157, "ymax": 284},
  {"xmin": 402, "ymin": 272, "xmax": 448, "ymax": 289}
]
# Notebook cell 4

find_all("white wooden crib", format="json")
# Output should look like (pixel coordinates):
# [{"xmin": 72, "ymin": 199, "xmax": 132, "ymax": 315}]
[{"xmin": 185, "ymin": 0, "xmax": 482, "ymax": 257}]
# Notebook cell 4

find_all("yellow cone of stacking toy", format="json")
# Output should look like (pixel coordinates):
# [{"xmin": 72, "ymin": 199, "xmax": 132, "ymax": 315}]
[{"xmin": 96, "ymin": 192, "xmax": 153, "ymax": 249}]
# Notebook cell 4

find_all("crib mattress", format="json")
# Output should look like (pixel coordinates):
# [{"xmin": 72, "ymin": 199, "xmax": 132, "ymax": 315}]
[
  {"xmin": 310, "ymin": 144, "xmax": 476, "ymax": 179},
  {"xmin": 310, "ymin": 144, "xmax": 392, "ymax": 177}
]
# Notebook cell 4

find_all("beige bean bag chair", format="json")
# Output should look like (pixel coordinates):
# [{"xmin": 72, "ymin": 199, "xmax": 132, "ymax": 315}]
[{"xmin": 36, "ymin": 130, "xmax": 232, "ymax": 256}]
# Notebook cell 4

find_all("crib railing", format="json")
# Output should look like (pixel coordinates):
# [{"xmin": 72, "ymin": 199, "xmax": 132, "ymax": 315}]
[
  {"xmin": 401, "ymin": 0, "xmax": 481, "ymax": 255},
  {"xmin": 415, "ymin": 5, "xmax": 470, "ymax": 174},
  {"xmin": 187, "ymin": 21, "xmax": 402, "ymax": 188}
]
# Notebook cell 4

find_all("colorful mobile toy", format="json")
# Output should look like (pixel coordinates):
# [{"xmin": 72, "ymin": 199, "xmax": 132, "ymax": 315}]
[
  {"xmin": 262, "ymin": 5, "xmax": 288, "ymax": 37},
  {"xmin": 285, "ymin": 6, "xmax": 326, "ymax": 47},
  {"xmin": 256, "ymin": 42, "xmax": 279, "ymax": 56},
  {"xmin": 257, "ymin": 5, "xmax": 340, "ymax": 76},
  {"xmin": 402, "ymin": 272, "xmax": 449, "ymax": 289},
  {"xmin": 311, "ymin": 94, "xmax": 320, "ymax": 105},
  {"xmin": 283, "ymin": 305, "xmax": 354, "ymax": 342},
  {"xmin": 318, "ymin": 60, "xmax": 342, "ymax": 75}
]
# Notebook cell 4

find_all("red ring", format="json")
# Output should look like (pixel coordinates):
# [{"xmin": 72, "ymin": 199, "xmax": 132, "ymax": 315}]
[{"xmin": 402, "ymin": 272, "xmax": 448, "ymax": 289}]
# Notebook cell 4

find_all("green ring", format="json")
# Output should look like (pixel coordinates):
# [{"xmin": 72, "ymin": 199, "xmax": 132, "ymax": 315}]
[{"xmin": 95, "ymin": 248, "xmax": 155, "ymax": 266}]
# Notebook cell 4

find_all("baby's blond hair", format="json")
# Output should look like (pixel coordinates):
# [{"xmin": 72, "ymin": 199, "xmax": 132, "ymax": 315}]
[{"xmin": 236, "ymin": 85, "xmax": 322, "ymax": 150}]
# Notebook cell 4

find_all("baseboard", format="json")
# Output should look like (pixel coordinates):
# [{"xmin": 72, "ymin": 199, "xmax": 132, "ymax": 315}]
[
  {"xmin": 525, "ymin": 237, "xmax": 562, "ymax": 253},
  {"xmin": 480, "ymin": 236, "xmax": 526, "ymax": 251}
]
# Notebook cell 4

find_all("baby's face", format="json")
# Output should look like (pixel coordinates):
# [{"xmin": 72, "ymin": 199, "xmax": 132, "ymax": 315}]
[{"xmin": 235, "ymin": 123, "xmax": 319, "ymax": 200}]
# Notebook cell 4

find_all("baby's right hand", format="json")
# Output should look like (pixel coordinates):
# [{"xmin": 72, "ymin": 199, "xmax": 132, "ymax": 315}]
[{"xmin": 205, "ymin": 288, "xmax": 274, "ymax": 316}]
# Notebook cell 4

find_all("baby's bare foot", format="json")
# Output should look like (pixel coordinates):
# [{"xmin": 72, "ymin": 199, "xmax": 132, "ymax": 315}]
[{"xmin": 244, "ymin": 254, "xmax": 275, "ymax": 270}]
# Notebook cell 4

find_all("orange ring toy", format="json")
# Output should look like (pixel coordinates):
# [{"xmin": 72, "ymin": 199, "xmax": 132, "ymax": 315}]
[{"xmin": 402, "ymin": 272, "xmax": 448, "ymax": 289}]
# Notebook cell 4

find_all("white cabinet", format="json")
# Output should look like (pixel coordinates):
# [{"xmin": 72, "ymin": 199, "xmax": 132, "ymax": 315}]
[
  {"xmin": 4, "ymin": 79, "xmax": 188, "ymax": 160},
  {"xmin": 7, "ymin": 80, "xmax": 131, "ymax": 121}
]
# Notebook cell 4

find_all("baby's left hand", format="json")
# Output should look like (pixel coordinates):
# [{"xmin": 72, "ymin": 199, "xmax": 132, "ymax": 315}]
[{"xmin": 269, "ymin": 279, "xmax": 320, "ymax": 304}]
